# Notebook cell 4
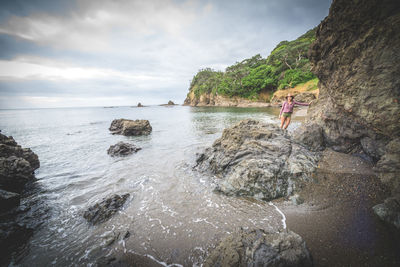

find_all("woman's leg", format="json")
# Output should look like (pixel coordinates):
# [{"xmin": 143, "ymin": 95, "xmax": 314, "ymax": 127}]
[
  {"xmin": 283, "ymin": 117, "xmax": 291, "ymax": 129},
  {"xmin": 280, "ymin": 116, "xmax": 286, "ymax": 128}
]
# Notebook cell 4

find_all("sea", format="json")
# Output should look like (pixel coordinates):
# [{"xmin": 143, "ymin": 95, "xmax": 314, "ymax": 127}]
[{"xmin": 0, "ymin": 105, "xmax": 306, "ymax": 266}]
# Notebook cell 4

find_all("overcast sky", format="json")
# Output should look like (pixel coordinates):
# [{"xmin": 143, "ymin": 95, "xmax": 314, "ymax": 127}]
[{"xmin": 0, "ymin": 0, "xmax": 331, "ymax": 109}]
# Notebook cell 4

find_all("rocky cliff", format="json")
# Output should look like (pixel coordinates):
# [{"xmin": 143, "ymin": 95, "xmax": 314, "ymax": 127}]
[{"xmin": 293, "ymin": 0, "xmax": 400, "ymax": 225}]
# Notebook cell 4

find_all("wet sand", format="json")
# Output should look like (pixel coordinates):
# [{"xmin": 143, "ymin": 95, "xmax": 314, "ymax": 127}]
[{"xmin": 280, "ymin": 149, "xmax": 400, "ymax": 266}]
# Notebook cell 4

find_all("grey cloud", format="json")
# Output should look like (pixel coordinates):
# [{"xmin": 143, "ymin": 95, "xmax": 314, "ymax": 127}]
[{"xmin": 0, "ymin": 0, "xmax": 331, "ymax": 108}]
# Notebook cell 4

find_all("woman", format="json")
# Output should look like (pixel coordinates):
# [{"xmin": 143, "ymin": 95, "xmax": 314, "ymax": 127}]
[{"xmin": 279, "ymin": 93, "xmax": 310, "ymax": 129}]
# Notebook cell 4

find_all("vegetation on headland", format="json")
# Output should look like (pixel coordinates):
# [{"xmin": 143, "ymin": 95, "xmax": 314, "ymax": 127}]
[{"xmin": 188, "ymin": 28, "xmax": 318, "ymax": 101}]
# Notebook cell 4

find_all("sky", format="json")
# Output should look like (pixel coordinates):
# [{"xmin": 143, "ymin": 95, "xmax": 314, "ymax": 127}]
[{"xmin": 0, "ymin": 0, "xmax": 332, "ymax": 109}]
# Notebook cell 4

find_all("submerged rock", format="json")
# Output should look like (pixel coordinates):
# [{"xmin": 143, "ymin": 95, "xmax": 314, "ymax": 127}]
[
  {"xmin": 0, "ymin": 189, "xmax": 20, "ymax": 212},
  {"xmin": 109, "ymin": 119, "xmax": 152, "ymax": 136},
  {"xmin": 0, "ymin": 133, "xmax": 40, "ymax": 193},
  {"xmin": 204, "ymin": 228, "xmax": 313, "ymax": 267},
  {"xmin": 107, "ymin": 142, "xmax": 141, "ymax": 157},
  {"xmin": 195, "ymin": 119, "xmax": 319, "ymax": 201},
  {"xmin": 84, "ymin": 194, "xmax": 130, "ymax": 225},
  {"xmin": 373, "ymin": 195, "xmax": 400, "ymax": 229}
]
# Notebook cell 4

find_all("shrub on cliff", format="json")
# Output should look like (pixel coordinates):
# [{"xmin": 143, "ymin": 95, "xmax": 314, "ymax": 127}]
[{"xmin": 187, "ymin": 28, "xmax": 317, "ymax": 100}]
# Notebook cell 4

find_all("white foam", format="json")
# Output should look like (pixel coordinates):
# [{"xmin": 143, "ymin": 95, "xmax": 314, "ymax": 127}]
[{"xmin": 269, "ymin": 202, "xmax": 286, "ymax": 229}]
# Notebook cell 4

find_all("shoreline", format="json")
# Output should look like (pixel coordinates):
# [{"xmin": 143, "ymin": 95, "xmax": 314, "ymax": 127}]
[{"xmin": 278, "ymin": 149, "xmax": 400, "ymax": 266}]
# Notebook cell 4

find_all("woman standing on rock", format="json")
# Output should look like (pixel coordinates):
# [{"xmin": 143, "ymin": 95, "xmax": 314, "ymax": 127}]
[{"xmin": 279, "ymin": 93, "xmax": 310, "ymax": 129}]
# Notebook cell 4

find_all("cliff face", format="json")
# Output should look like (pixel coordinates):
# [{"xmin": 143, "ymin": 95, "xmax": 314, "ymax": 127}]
[
  {"xmin": 295, "ymin": 0, "xmax": 400, "ymax": 194},
  {"xmin": 183, "ymin": 91, "xmax": 271, "ymax": 107}
]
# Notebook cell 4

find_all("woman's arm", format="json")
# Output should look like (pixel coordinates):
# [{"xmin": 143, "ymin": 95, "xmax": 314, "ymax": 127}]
[{"xmin": 294, "ymin": 100, "xmax": 309, "ymax": 106}]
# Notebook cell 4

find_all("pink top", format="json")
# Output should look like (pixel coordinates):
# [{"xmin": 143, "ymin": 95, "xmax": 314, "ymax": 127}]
[{"xmin": 280, "ymin": 100, "xmax": 309, "ymax": 116}]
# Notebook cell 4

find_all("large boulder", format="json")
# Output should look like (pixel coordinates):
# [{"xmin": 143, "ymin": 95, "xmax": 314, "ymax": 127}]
[
  {"xmin": 195, "ymin": 119, "xmax": 319, "ymax": 201},
  {"xmin": 0, "ymin": 133, "xmax": 40, "ymax": 193},
  {"xmin": 373, "ymin": 194, "xmax": 400, "ymax": 229},
  {"xmin": 109, "ymin": 119, "xmax": 152, "ymax": 136},
  {"xmin": 107, "ymin": 142, "xmax": 141, "ymax": 157},
  {"xmin": 204, "ymin": 228, "xmax": 313, "ymax": 267},
  {"xmin": 83, "ymin": 194, "xmax": 130, "ymax": 225}
]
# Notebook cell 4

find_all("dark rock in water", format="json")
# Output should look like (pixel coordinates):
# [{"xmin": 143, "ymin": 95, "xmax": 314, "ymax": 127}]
[
  {"xmin": 0, "ymin": 133, "xmax": 40, "ymax": 193},
  {"xmin": 137, "ymin": 102, "xmax": 144, "ymax": 107},
  {"xmin": 160, "ymin": 100, "xmax": 176, "ymax": 106},
  {"xmin": 107, "ymin": 142, "xmax": 141, "ymax": 157},
  {"xmin": 204, "ymin": 228, "xmax": 313, "ymax": 267},
  {"xmin": 0, "ymin": 189, "xmax": 20, "ymax": 212},
  {"xmin": 0, "ymin": 137, "xmax": 39, "ymax": 190},
  {"xmin": 84, "ymin": 193, "xmax": 130, "ymax": 225},
  {"xmin": 0, "ymin": 221, "xmax": 34, "ymax": 266},
  {"xmin": 373, "ymin": 195, "xmax": 400, "ymax": 229},
  {"xmin": 109, "ymin": 119, "xmax": 152, "ymax": 136},
  {"xmin": 0, "ymin": 134, "xmax": 40, "ymax": 266},
  {"xmin": 195, "ymin": 119, "xmax": 319, "ymax": 201}
]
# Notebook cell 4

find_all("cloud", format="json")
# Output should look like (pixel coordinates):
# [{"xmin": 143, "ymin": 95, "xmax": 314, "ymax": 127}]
[{"xmin": 0, "ymin": 0, "xmax": 332, "ymax": 108}]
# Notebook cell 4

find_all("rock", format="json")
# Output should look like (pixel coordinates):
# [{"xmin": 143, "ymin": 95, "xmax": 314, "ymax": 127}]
[
  {"xmin": 167, "ymin": 100, "xmax": 175, "ymax": 105},
  {"xmin": 195, "ymin": 119, "xmax": 319, "ymax": 201},
  {"xmin": 0, "ymin": 189, "xmax": 20, "ymax": 212},
  {"xmin": 292, "ymin": 122, "xmax": 325, "ymax": 152},
  {"xmin": 293, "ymin": 92, "xmax": 316, "ymax": 103},
  {"xmin": 184, "ymin": 91, "xmax": 271, "ymax": 107},
  {"xmin": 107, "ymin": 142, "xmax": 141, "ymax": 157},
  {"xmin": 84, "ymin": 194, "xmax": 130, "ymax": 225},
  {"xmin": 375, "ymin": 138, "xmax": 400, "ymax": 194},
  {"xmin": 0, "ymin": 133, "xmax": 40, "ymax": 193},
  {"xmin": 204, "ymin": 228, "xmax": 313, "ymax": 267},
  {"xmin": 137, "ymin": 102, "xmax": 144, "ymax": 107},
  {"xmin": 373, "ymin": 195, "xmax": 400, "ymax": 229},
  {"xmin": 302, "ymin": 0, "xmax": 400, "ymax": 155},
  {"xmin": 289, "ymin": 194, "xmax": 304, "ymax": 205},
  {"xmin": 109, "ymin": 119, "xmax": 152, "ymax": 136},
  {"xmin": 360, "ymin": 137, "xmax": 386, "ymax": 162},
  {"xmin": 0, "ymin": 221, "xmax": 33, "ymax": 266}
]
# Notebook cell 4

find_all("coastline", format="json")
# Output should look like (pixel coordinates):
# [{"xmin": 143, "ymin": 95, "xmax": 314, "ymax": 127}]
[{"xmin": 279, "ymin": 149, "xmax": 400, "ymax": 266}]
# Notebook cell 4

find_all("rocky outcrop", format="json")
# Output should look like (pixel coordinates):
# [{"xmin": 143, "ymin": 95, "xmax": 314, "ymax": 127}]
[
  {"xmin": 0, "ymin": 133, "xmax": 40, "ymax": 266},
  {"xmin": 195, "ymin": 119, "xmax": 319, "ymax": 201},
  {"xmin": 204, "ymin": 228, "xmax": 313, "ymax": 267},
  {"xmin": 137, "ymin": 102, "xmax": 144, "ymax": 107},
  {"xmin": 109, "ymin": 119, "xmax": 152, "ymax": 136},
  {"xmin": 107, "ymin": 142, "xmax": 141, "ymax": 157},
  {"xmin": 83, "ymin": 193, "xmax": 130, "ymax": 225},
  {"xmin": 0, "ymin": 189, "xmax": 20, "ymax": 212},
  {"xmin": 184, "ymin": 91, "xmax": 271, "ymax": 107},
  {"xmin": 291, "ymin": 0, "xmax": 400, "ymax": 228},
  {"xmin": 0, "ymin": 133, "xmax": 40, "ymax": 193},
  {"xmin": 307, "ymin": 0, "xmax": 400, "ymax": 145}
]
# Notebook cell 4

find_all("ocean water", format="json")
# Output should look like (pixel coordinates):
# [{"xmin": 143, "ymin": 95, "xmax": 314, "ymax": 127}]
[{"xmin": 0, "ymin": 105, "xmax": 305, "ymax": 266}]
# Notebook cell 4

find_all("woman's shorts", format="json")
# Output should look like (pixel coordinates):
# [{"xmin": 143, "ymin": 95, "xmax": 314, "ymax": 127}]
[{"xmin": 282, "ymin": 112, "xmax": 292, "ymax": 118}]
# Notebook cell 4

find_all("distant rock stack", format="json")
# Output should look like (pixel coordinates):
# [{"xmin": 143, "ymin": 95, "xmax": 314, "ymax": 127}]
[{"xmin": 137, "ymin": 102, "xmax": 143, "ymax": 107}]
